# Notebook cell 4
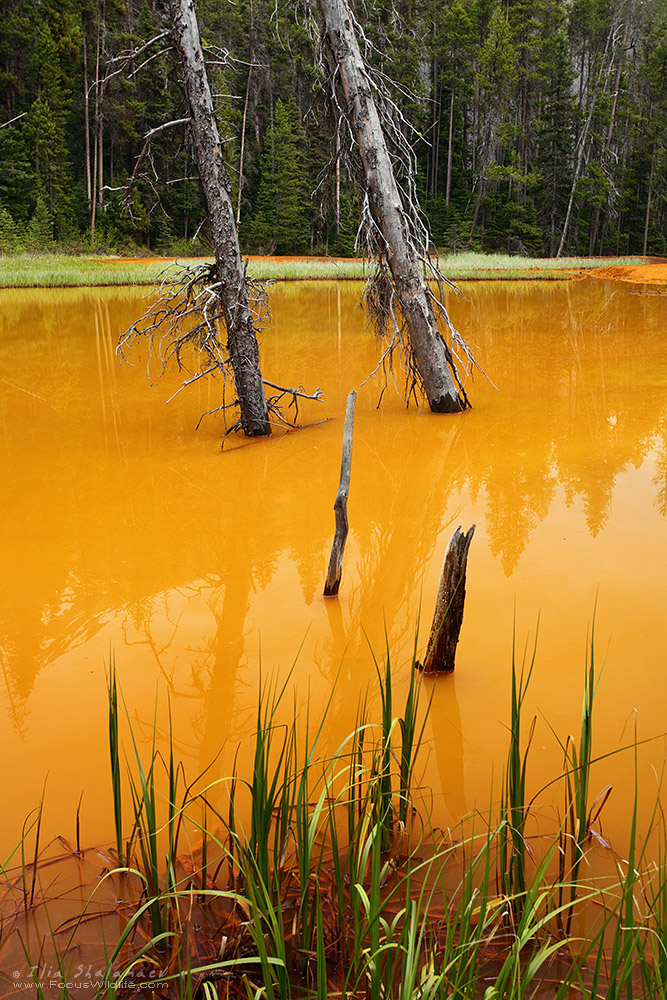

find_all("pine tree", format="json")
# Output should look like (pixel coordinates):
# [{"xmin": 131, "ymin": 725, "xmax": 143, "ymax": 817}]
[
  {"xmin": 0, "ymin": 121, "xmax": 35, "ymax": 222},
  {"xmin": 1, "ymin": 0, "xmax": 666, "ymax": 255},
  {"xmin": 0, "ymin": 205, "xmax": 21, "ymax": 252},
  {"xmin": 532, "ymin": 0, "xmax": 577, "ymax": 253},
  {"xmin": 248, "ymin": 97, "xmax": 310, "ymax": 254},
  {"xmin": 25, "ymin": 16, "xmax": 76, "ymax": 239},
  {"xmin": 25, "ymin": 193, "xmax": 52, "ymax": 249}
]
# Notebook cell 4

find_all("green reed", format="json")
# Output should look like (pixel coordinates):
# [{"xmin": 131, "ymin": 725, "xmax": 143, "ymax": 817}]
[
  {"xmin": 248, "ymin": 669, "xmax": 293, "ymax": 893},
  {"xmin": 124, "ymin": 697, "xmax": 166, "ymax": 940},
  {"xmin": 499, "ymin": 624, "xmax": 538, "ymax": 907},
  {"xmin": 106, "ymin": 660, "xmax": 123, "ymax": 867},
  {"xmin": 9, "ymin": 630, "xmax": 667, "ymax": 1000},
  {"xmin": 324, "ymin": 697, "xmax": 367, "ymax": 971},
  {"xmin": 561, "ymin": 628, "xmax": 605, "ymax": 933},
  {"xmin": 644, "ymin": 786, "xmax": 667, "ymax": 993},
  {"xmin": 373, "ymin": 642, "xmax": 396, "ymax": 842},
  {"xmin": 398, "ymin": 633, "xmax": 429, "ymax": 827},
  {"xmin": 292, "ymin": 682, "xmax": 338, "ymax": 963}
]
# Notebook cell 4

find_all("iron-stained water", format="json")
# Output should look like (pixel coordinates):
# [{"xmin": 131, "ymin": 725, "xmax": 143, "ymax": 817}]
[{"xmin": 0, "ymin": 279, "xmax": 665, "ymax": 856}]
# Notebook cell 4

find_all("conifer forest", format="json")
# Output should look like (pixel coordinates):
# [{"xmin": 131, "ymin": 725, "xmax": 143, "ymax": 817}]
[{"xmin": 0, "ymin": 0, "xmax": 666, "ymax": 258}]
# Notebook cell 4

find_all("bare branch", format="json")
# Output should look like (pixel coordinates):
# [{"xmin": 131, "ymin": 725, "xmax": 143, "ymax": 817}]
[
  {"xmin": 107, "ymin": 30, "xmax": 171, "ymax": 65},
  {"xmin": 123, "ymin": 118, "xmax": 191, "ymax": 208},
  {"xmin": 262, "ymin": 380, "xmax": 323, "ymax": 400},
  {"xmin": 118, "ymin": 262, "xmax": 322, "ymax": 434},
  {"xmin": 128, "ymin": 47, "xmax": 173, "ymax": 80},
  {"xmin": 0, "ymin": 112, "xmax": 27, "ymax": 129},
  {"xmin": 102, "ymin": 31, "xmax": 172, "ymax": 87},
  {"xmin": 263, "ymin": 380, "xmax": 324, "ymax": 427},
  {"xmin": 165, "ymin": 365, "xmax": 218, "ymax": 404},
  {"xmin": 100, "ymin": 31, "xmax": 171, "ymax": 93}
]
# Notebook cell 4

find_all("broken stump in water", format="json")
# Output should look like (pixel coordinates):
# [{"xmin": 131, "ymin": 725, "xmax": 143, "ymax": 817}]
[
  {"xmin": 324, "ymin": 390, "xmax": 356, "ymax": 597},
  {"xmin": 417, "ymin": 524, "xmax": 475, "ymax": 673}
]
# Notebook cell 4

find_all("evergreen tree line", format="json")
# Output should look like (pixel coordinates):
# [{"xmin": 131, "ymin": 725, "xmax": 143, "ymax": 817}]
[{"xmin": 0, "ymin": 0, "xmax": 665, "ymax": 257}]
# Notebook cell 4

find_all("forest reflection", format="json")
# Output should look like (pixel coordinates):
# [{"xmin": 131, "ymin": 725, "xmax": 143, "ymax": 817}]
[{"xmin": 0, "ymin": 279, "xmax": 665, "ymax": 847}]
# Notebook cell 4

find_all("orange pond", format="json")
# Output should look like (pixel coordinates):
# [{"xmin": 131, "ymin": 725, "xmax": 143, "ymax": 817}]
[{"xmin": 0, "ymin": 278, "xmax": 666, "ymax": 859}]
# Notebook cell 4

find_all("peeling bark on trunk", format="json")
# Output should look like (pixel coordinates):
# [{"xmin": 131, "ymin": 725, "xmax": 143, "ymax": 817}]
[
  {"xmin": 168, "ymin": 0, "xmax": 270, "ymax": 437},
  {"xmin": 317, "ymin": 0, "xmax": 466, "ymax": 414}
]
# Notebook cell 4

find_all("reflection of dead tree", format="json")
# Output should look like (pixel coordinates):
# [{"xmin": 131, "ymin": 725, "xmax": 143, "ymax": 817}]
[
  {"xmin": 316, "ymin": 0, "xmax": 484, "ymax": 413},
  {"xmin": 119, "ymin": 262, "xmax": 323, "ymax": 433},
  {"xmin": 121, "ymin": 593, "xmax": 198, "ymax": 700}
]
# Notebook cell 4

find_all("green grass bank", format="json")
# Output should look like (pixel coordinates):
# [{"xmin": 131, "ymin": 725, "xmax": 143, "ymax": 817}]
[{"xmin": 0, "ymin": 252, "xmax": 648, "ymax": 288}]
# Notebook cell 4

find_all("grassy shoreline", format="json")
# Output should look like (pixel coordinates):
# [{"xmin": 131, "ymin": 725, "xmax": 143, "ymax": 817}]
[{"xmin": 0, "ymin": 251, "xmax": 648, "ymax": 288}]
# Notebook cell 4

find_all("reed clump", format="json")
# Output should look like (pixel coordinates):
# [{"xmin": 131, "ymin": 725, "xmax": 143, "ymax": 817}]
[{"xmin": 1, "ymin": 636, "xmax": 666, "ymax": 1000}]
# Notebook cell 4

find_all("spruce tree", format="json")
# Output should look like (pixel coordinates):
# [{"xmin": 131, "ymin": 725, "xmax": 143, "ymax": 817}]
[
  {"xmin": 0, "ymin": 123, "xmax": 34, "ymax": 223},
  {"xmin": 25, "ymin": 18, "xmax": 75, "ymax": 239},
  {"xmin": 248, "ymin": 96, "xmax": 310, "ymax": 254},
  {"xmin": 25, "ymin": 194, "xmax": 52, "ymax": 249},
  {"xmin": 0, "ymin": 205, "xmax": 20, "ymax": 252}
]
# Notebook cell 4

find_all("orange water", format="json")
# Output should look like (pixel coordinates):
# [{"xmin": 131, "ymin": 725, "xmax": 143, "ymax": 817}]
[{"xmin": 0, "ymin": 279, "xmax": 665, "ymax": 858}]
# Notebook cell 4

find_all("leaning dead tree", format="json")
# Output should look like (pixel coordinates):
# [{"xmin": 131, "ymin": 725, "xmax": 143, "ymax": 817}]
[
  {"xmin": 166, "ymin": 0, "xmax": 269, "ymax": 435},
  {"xmin": 116, "ymin": 0, "xmax": 322, "ymax": 436},
  {"xmin": 316, "ymin": 0, "xmax": 477, "ymax": 413}
]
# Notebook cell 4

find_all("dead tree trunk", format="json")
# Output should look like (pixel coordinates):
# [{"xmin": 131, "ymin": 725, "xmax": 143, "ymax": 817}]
[
  {"xmin": 643, "ymin": 137, "xmax": 656, "ymax": 256},
  {"xmin": 236, "ymin": 66, "xmax": 253, "ymax": 226},
  {"xmin": 82, "ymin": 25, "xmax": 92, "ymax": 207},
  {"xmin": 317, "ymin": 0, "xmax": 466, "ymax": 414},
  {"xmin": 418, "ymin": 524, "xmax": 475, "ymax": 674},
  {"xmin": 589, "ymin": 0, "xmax": 632, "ymax": 255},
  {"xmin": 557, "ymin": 23, "xmax": 615, "ymax": 258},
  {"xmin": 446, "ymin": 87, "xmax": 455, "ymax": 207},
  {"xmin": 168, "ymin": 0, "xmax": 270, "ymax": 437},
  {"xmin": 324, "ymin": 391, "xmax": 356, "ymax": 597},
  {"xmin": 91, "ymin": 15, "xmax": 101, "ymax": 234}
]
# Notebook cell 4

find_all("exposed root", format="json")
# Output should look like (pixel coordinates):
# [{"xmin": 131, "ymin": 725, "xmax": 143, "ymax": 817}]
[{"xmin": 118, "ymin": 261, "xmax": 322, "ymax": 433}]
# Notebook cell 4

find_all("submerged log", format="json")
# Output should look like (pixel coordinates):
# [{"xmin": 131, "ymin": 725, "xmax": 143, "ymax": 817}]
[
  {"xmin": 418, "ymin": 525, "xmax": 475, "ymax": 674},
  {"xmin": 324, "ymin": 391, "xmax": 357, "ymax": 597}
]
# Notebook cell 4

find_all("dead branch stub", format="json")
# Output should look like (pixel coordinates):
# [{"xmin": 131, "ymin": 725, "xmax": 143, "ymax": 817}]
[
  {"xmin": 324, "ymin": 391, "xmax": 357, "ymax": 597},
  {"xmin": 417, "ymin": 525, "xmax": 475, "ymax": 674}
]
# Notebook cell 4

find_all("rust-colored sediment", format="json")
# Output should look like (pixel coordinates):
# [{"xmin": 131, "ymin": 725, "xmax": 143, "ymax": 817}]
[{"xmin": 582, "ymin": 260, "xmax": 667, "ymax": 284}]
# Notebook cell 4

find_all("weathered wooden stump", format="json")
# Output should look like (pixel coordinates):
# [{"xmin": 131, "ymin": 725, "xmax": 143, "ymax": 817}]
[
  {"xmin": 417, "ymin": 524, "xmax": 475, "ymax": 673},
  {"xmin": 324, "ymin": 390, "xmax": 356, "ymax": 597}
]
